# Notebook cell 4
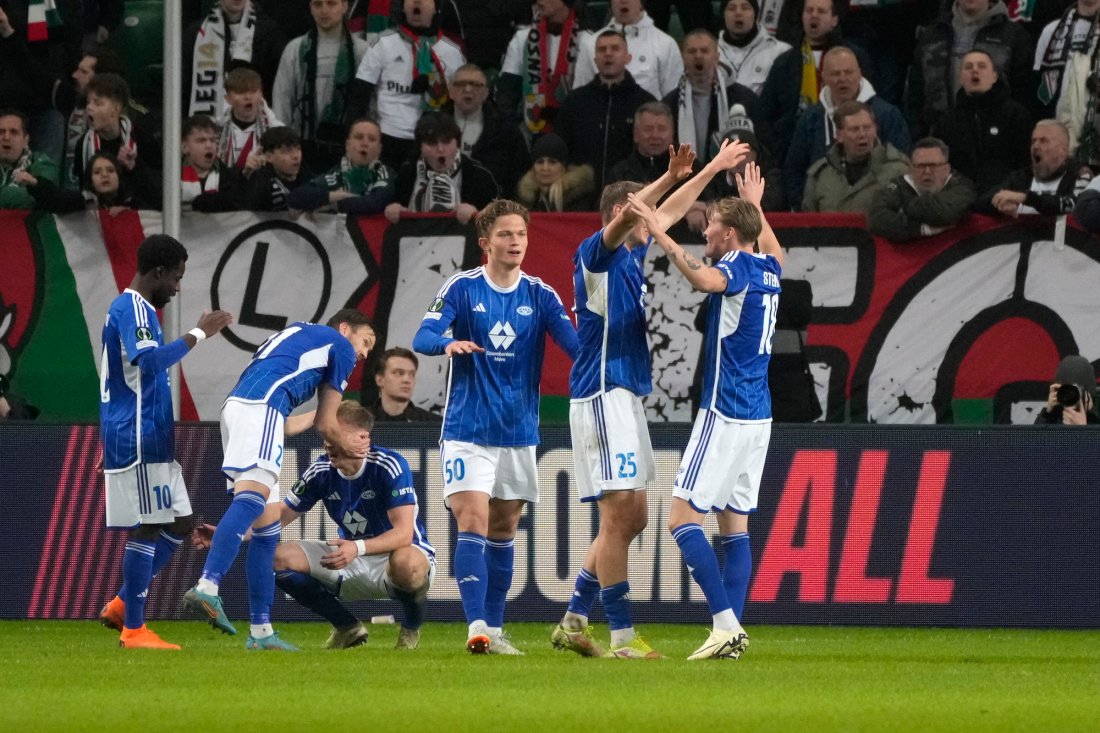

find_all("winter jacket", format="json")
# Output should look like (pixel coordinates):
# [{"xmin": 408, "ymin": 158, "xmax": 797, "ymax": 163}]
[
  {"xmin": 393, "ymin": 154, "xmax": 501, "ymax": 212},
  {"xmin": 868, "ymin": 172, "xmax": 977, "ymax": 242},
  {"xmin": 0, "ymin": 152, "xmax": 60, "ymax": 210},
  {"xmin": 182, "ymin": 9, "xmax": 288, "ymax": 113},
  {"xmin": 515, "ymin": 164, "xmax": 595, "ymax": 212},
  {"xmin": 661, "ymin": 79, "xmax": 771, "ymax": 164},
  {"xmin": 976, "ymin": 164, "xmax": 1088, "ymax": 216},
  {"xmin": 802, "ymin": 142, "xmax": 910, "ymax": 213},
  {"xmin": 572, "ymin": 11, "xmax": 684, "ymax": 99},
  {"xmin": 1073, "ymin": 175, "xmax": 1100, "ymax": 232},
  {"xmin": 718, "ymin": 22, "xmax": 792, "ymax": 96},
  {"xmin": 466, "ymin": 107, "xmax": 531, "ymax": 200},
  {"xmin": 930, "ymin": 80, "xmax": 1033, "ymax": 194}
]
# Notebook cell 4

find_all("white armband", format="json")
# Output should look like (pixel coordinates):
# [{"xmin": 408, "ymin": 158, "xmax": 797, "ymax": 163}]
[
  {"xmin": 188, "ymin": 328, "xmax": 207, "ymax": 343},
  {"xmin": 355, "ymin": 539, "xmax": 367, "ymax": 556}
]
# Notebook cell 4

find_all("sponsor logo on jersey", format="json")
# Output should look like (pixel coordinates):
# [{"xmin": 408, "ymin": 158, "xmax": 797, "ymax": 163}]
[
  {"xmin": 516, "ymin": 306, "xmax": 533, "ymax": 316},
  {"xmin": 488, "ymin": 321, "xmax": 516, "ymax": 350},
  {"xmin": 343, "ymin": 509, "xmax": 368, "ymax": 535}
]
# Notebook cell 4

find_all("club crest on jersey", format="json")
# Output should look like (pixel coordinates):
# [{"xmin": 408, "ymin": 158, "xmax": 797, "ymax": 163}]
[
  {"xmin": 360, "ymin": 490, "xmax": 375, "ymax": 500},
  {"xmin": 516, "ymin": 306, "xmax": 533, "ymax": 316}
]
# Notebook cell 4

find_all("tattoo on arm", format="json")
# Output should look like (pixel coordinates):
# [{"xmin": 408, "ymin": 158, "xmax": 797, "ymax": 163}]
[{"xmin": 684, "ymin": 253, "xmax": 703, "ymax": 270}]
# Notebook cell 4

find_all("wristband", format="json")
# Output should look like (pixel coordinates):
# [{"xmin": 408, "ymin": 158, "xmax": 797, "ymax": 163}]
[
  {"xmin": 188, "ymin": 328, "xmax": 207, "ymax": 343},
  {"xmin": 355, "ymin": 539, "xmax": 367, "ymax": 556}
]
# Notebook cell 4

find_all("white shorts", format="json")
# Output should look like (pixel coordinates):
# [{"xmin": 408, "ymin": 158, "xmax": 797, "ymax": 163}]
[
  {"xmin": 569, "ymin": 388, "xmax": 656, "ymax": 502},
  {"xmin": 672, "ymin": 410, "xmax": 771, "ymax": 514},
  {"xmin": 439, "ymin": 441, "xmax": 539, "ymax": 505},
  {"xmin": 297, "ymin": 540, "xmax": 436, "ymax": 602},
  {"xmin": 220, "ymin": 399, "xmax": 284, "ymax": 503},
  {"xmin": 105, "ymin": 461, "xmax": 192, "ymax": 529}
]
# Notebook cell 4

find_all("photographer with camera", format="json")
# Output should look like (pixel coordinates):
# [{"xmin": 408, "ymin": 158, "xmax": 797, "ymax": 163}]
[{"xmin": 1034, "ymin": 355, "xmax": 1099, "ymax": 426}]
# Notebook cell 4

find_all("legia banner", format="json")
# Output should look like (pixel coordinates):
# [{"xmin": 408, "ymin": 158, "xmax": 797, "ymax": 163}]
[{"xmin": 1, "ymin": 209, "xmax": 1098, "ymax": 423}]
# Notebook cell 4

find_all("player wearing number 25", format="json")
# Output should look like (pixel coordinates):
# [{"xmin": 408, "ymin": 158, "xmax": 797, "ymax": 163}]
[
  {"xmin": 413, "ymin": 199, "xmax": 578, "ymax": 655},
  {"xmin": 98, "ymin": 235, "xmax": 233, "ymax": 649}
]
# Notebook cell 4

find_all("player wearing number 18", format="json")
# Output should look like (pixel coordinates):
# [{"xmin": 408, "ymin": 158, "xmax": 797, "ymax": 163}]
[
  {"xmin": 413, "ymin": 199, "xmax": 579, "ymax": 654},
  {"xmin": 628, "ymin": 161, "xmax": 782, "ymax": 660}
]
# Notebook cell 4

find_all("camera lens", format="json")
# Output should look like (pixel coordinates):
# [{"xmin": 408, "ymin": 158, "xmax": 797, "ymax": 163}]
[{"xmin": 1056, "ymin": 384, "xmax": 1081, "ymax": 408}]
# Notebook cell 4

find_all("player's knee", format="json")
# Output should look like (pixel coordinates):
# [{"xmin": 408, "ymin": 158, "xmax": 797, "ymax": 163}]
[
  {"xmin": 168, "ymin": 514, "xmax": 197, "ymax": 536},
  {"xmin": 272, "ymin": 543, "xmax": 294, "ymax": 571},
  {"xmin": 389, "ymin": 548, "xmax": 428, "ymax": 589},
  {"xmin": 131, "ymin": 524, "xmax": 160, "ymax": 541}
]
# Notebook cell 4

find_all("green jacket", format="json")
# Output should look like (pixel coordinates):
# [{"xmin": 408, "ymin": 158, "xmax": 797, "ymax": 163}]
[
  {"xmin": 802, "ymin": 143, "xmax": 909, "ymax": 214},
  {"xmin": 868, "ymin": 172, "xmax": 977, "ymax": 242},
  {"xmin": 0, "ymin": 151, "xmax": 60, "ymax": 210}
]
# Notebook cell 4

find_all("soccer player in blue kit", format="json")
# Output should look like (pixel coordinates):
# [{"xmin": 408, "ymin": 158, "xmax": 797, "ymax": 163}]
[
  {"xmin": 413, "ymin": 199, "xmax": 579, "ymax": 654},
  {"xmin": 183, "ymin": 309, "xmax": 376, "ymax": 650},
  {"xmin": 98, "ymin": 234, "xmax": 233, "ymax": 649},
  {"xmin": 553, "ymin": 139, "xmax": 751, "ymax": 659},
  {"xmin": 630, "ymin": 161, "xmax": 783, "ymax": 660}
]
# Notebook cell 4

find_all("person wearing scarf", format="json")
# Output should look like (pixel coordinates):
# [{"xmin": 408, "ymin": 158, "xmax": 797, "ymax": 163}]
[
  {"xmin": 1036, "ymin": 0, "xmax": 1100, "ymax": 119},
  {"xmin": 572, "ymin": 0, "xmax": 684, "ymax": 99},
  {"xmin": 386, "ymin": 112, "xmax": 499, "ymax": 224},
  {"xmin": 272, "ymin": 0, "xmax": 369, "ymax": 173},
  {"xmin": 215, "ymin": 66, "xmax": 282, "ymax": 175},
  {"xmin": 718, "ymin": 0, "xmax": 792, "ymax": 95},
  {"xmin": 28, "ymin": 151, "xmax": 150, "ymax": 213},
  {"xmin": 288, "ymin": 117, "xmax": 397, "ymax": 214},
  {"xmin": 515, "ymin": 132, "xmax": 595, "ymax": 211},
  {"xmin": 184, "ymin": 0, "xmax": 287, "ymax": 118},
  {"xmin": 350, "ymin": 0, "xmax": 466, "ymax": 170},
  {"xmin": 177, "ymin": 114, "xmax": 244, "ymax": 213},
  {"xmin": 0, "ymin": 108, "xmax": 60, "ymax": 210},
  {"xmin": 242, "ymin": 126, "xmax": 311, "ymax": 211}
]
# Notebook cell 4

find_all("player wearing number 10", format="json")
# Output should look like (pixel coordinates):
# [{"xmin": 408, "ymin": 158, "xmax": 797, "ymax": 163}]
[
  {"xmin": 98, "ymin": 235, "xmax": 233, "ymax": 649},
  {"xmin": 413, "ymin": 199, "xmax": 578, "ymax": 654}
]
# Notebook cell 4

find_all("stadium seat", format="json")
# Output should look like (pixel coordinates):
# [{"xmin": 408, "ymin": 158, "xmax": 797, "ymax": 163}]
[{"xmin": 110, "ymin": 2, "xmax": 165, "ymax": 99}]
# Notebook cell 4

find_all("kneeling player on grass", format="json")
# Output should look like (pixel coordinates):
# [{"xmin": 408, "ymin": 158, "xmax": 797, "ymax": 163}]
[{"xmin": 626, "ymin": 161, "xmax": 782, "ymax": 660}]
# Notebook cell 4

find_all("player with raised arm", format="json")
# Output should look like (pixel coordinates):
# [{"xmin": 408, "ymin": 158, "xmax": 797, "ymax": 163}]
[
  {"xmin": 182, "ymin": 308, "xmax": 376, "ymax": 651},
  {"xmin": 628, "ymin": 161, "xmax": 782, "ymax": 660},
  {"xmin": 553, "ymin": 139, "xmax": 750, "ymax": 659},
  {"xmin": 413, "ymin": 199, "xmax": 578, "ymax": 654},
  {"xmin": 97, "ymin": 235, "xmax": 233, "ymax": 649}
]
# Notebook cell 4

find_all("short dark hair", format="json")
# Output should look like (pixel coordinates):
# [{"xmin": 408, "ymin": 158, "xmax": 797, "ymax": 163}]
[
  {"xmin": 136, "ymin": 235, "xmax": 188, "ymax": 274},
  {"xmin": 414, "ymin": 112, "xmax": 461, "ymax": 146},
  {"xmin": 182, "ymin": 114, "xmax": 219, "ymax": 139},
  {"xmin": 260, "ymin": 126, "xmax": 301, "ymax": 151},
  {"xmin": 596, "ymin": 29, "xmax": 628, "ymax": 45},
  {"xmin": 912, "ymin": 137, "xmax": 950, "ymax": 161},
  {"xmin": 833, "ymin": 100, "xmax": 874, "ymax": 129},
  {"xmin": 86, "ymin": 73, "xmax": 131, "ymax": 107},
  {"xmin": 599, "ymin": 180, "xmax": 644, "ymax": 224},
  {"xmin": 336, "ymin": 400, "xmax": 376, "ymax": 432},
  {"xmin": 0, "ymin": 108, "xmax": 29, "ymax": 134},
  {"xmin": 477, "ymin": 199, "xmax": 530, "ymax": 238},
  {"xmin": 326, "ymin": 308, "xmax": 374, "ymax": 331},
  {"xmin": 346, "ymin": 117, "xmax": 381, "ymax": 140},
  {"xmin": 376, "ymin": 347, "xmax": 419, "ymax": 375},
  {"xmin": 86, "ymin": 47, "xmax": 127, "ymax": 78},
  {"xmin": 224, "ymin": 66, "xmax": 263, "ymax": 93}
]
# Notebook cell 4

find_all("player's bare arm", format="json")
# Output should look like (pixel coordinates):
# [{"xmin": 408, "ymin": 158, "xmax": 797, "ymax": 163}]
[
  {"xmin": 627, "ymin": 194, "xmax": 727, "ymax": 293},
  {"xmin": 652, "ymin": 139, "xmax": 750, "ymax": 231},
  {"xmin": 602, "ymin": 144, "xmax": 697, "ymax": 249},
  {"xmin": 181, "ymin": 309, "xmax": 233, "ymax": 348},
  {"xmin": 321, "ymin": 504, "xmax": 417, "ymax": 570},
  {"xmin": 735, "ymin": 162, "xmax": 785, "ymax": 268},
  {"xmin": 285, "ymin": 410, "xmax": 316, "ymax": 436}
]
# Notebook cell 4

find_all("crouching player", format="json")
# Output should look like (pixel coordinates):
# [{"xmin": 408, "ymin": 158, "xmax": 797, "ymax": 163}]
[
  {"xmin": 276, "ymin": 402, "xmax": 434, "ymax": 649},
  {"xmin": 627, "ymin": 161, "xmax": 782, "ymax": 660}
]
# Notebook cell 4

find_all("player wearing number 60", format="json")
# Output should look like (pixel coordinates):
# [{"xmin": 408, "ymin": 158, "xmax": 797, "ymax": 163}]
[
  {"xmin": 628, "ymin": 161, "xmax": 783, "ymax": 661},
  {"xmin": 98, "ymin": 235, "xmax": 233, "ymax": 649},
  {"xmin": 413, "ymin": 199, "xmax": 579, "ymax": 655}
]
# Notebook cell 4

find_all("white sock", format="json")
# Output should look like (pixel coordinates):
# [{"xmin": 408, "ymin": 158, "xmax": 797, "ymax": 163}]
[
  {"xmin": 610, "ymin": 627, "xmax": 636, "ymax": 647},
  {"xmin": 250, "ymin": 623, "xmax": 273, "ymax": 639},
  {"xmin": 562, "ymin": 611, "xmax": 588, "ymax": 631},
  {"xmin": 713, "ymin": 609, "xmax": 738, "ymax": 632},
  {"xmin": 468, "ymin": 620, "xmax": 487, "ymax": 638},
  {"xmin": 487, "ymin": 626, "xmax": 502, "ymax": 638},
  {"xmin": 195, "ymin": 578, "xmax": 219, "ymax": 595}
]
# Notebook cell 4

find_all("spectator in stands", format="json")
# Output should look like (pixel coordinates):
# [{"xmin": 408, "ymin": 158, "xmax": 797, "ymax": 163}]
[
  {"xmin": 0, "ymin": 108, "xmax": 59, "ymax": 210},
  {"xmin": 495, "ymin": 0, "xmax": 591, "ymax": 138},
  {"xmin": 573, "ymin": 0, "xmax": 684, "ymax": 100},
  {"xmin": 516, "ymin": 132, "xmax": 595, "ymax": 211},
  {"xmin": 606, "ymin": 101, "xmax": 685, "ymax": 185},
  {"xmin": 386, "ymin": 112, "xmax": 499, "ymax": 223},
  {"xmin": 0, "ymin": 7, "xmax": 57, "ymax": 161},
  {"xmin": 785, "ymin": 46, "xmax": 910, "ymax": 209},
  {"xmin": 180, "ymin": 115, "xmax": 242, "ymax": 213},
  {"xmin": 216, "ymin": 66, "xmax": 282, "ymax": 176},
  {"xmin": 802, "ymin": 100, "xmax": 909, "ymax": 212},
  {"xmin": 184, "ymin": 0, "xmax": 287, "ymax": 118},
  {"xmin": 55, "ymin": 46, "xmax": 129, "ymax": 189},
  {"xmin": 242, "ymin": 126, "xmax": 310, "ymax": 211},
  {"xmin": 1033, "ymin": 354, "xmax": 1099, "ymax": 424},
  {"xmin": 662, "ymin": 29, "xmax": 766, "ymax": 166},
  {"xmin": 1053, "ymin": 9, "xmax": 1100, "ymax": 165},
  {"xmin": 868, "ymin": 137, "xmax": 977, "ymax": 242},
  {"xmin": 1031, "ymin": 0, "xmax": 1100, "ymax": 120},
  {"xmin": 907, "ymin": 1, "xmax": 1036, "ymax": 138},
  {"xmin": 978, "ymin": 119, "xmax": 1092, "ymax": 216},
  {"xmin": 287, "ymin": 117, "xmax": 397, "ymax": 215},
  {"xmin": 74, "ymin": 73, "xmax": 161, "ymax": 204},
  {"xmin": 30, "ymin": 151, "xmax": 151, "ymax": 213},
  {"xmin": 370, "ymin": 347, "xmax": 442, "ymax": 423},
  {"xmin": 272, "ymin": 0, "xmax": 370, "ymax": 174},
  {"xmin": 1072, "ymin": 172, "xmax": 1100, "ymax": 230},
  {"xmin": 446, "ymin": 63, "xmax": 529, "ymax": 200},
  {"xmin": 758, "ymin": 0, "xmax": 875, "ymax": 166},
  {"xmin": 556, "ymin": 29, "xmax": 656, "ymax": 190},
  {"xmin": 718, "ymin": 0, "xmax": 792, "ymax": 95},
  {"xmin": 710, "ymin": 118, "xmax": 787, "ymax": 211},
  {"xmin": 931, "ymin": 49, "xmax": 1033, "ymax": 193},
  {"xmin": 351, "ymin": 0, "xmax": 466, "ymax": 170}
]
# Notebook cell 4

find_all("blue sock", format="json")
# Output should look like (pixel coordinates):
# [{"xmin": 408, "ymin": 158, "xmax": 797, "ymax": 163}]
[
  {"xmin": 484, "ymin": 537, "xmax": 514, "ymax": 629},
  {"xmin": 246, "ymin": 521, "xmax": 280, "ymax": 625},
  {"xmin": 200, "ymin": 491, "xmax": 267, "ymax": 584},
  {"xmin": 453, "ymin": 532, "xmax": 487, "ymax": 624},
  {"xmin": 391, "ymin": 587, "xmax": 426, "ymax": 630},
  {"xmin": 721, "ymin": 532, "xmax": 752, "ymax": 619},
  {"xmin": 118, "ymin": 530, "xmax": 183, "ymax": 600},
  {"xmin": 121, "ymin": 539, "xmax": 155, "ymax": 629},
  {"xmin": 601, "ymin": 581, "xmax": 633, "ymax": 632},
  {"xmin": 566, "ymin": 568, "xmax": 601, "ymax": 618},
  {"xmin": 275, "ymin": 570, "xmax": 359, "ymax": 628},
  {"xmin": 673, "ymin": 523, "xmax": 731, "ymax": 618}
]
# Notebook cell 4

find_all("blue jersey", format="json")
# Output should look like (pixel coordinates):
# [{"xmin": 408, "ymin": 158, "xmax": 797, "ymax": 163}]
[
  {"xmin": 570, "ymin": 229, "xmax": 653, "ymax": 400},
  {"xmin": 227, "ymin": 322, "xmax": 356, "ymax": 416},
  {"xmin": 412, "ymin": 267, "xmax": 578, "ymax": 447},
  {"xmin": 700, "ymin": 250, "xmax": 783, "ymax": 421},
  {"xmin": 285, "ymin": 448, "xmax": 434, "ymax": 557},
  {"xmin": 100, "ymin": 290, "xmax": 175, "ymax": 470}
]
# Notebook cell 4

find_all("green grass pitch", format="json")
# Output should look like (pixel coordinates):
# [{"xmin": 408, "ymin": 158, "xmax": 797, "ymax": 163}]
[{"xmin": 1, "ymin": 621, "xmax": 1098, "ymax": 732}]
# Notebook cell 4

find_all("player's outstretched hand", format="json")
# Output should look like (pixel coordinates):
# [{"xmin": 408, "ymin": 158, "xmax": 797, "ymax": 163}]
[
  {"xmin": 191, "ymin": 522, "xmax": 217, "ymax": 549},
  {"xmin": 445, "ymin": 340, "xmax": 485, "ymax": 356},
  {"xmin": 735, "ymin": 161, "xmax": 765, "ymax": 208},
  {"xmin": 321, "ymin": 539, "xmax": 358, "ymax": 570},
  {"xmin": 197, "ymin": 309, "xmax": 234, "ymax": 338},
  {"xmin": 625, "ymin": 192, "xmax": 663, "ymax": 240},
  {"xmin": 667, "ymin": 143, "xmax": 696, "ymax": 181},
  {"xmin": 709, "ymin": 138, "xmax": 750, "ymax": 172}
]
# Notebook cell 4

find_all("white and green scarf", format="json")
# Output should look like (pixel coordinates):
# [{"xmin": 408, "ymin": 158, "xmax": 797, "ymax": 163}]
[{"xmin": 189, "ymin": 1, "xmax": 258, "ymax": 117}]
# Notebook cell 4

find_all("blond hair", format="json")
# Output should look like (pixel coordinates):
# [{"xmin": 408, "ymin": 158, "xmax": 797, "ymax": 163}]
[{"xmin": 705, "ymin": 197, "xmax": 762, "ymax": 246}]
